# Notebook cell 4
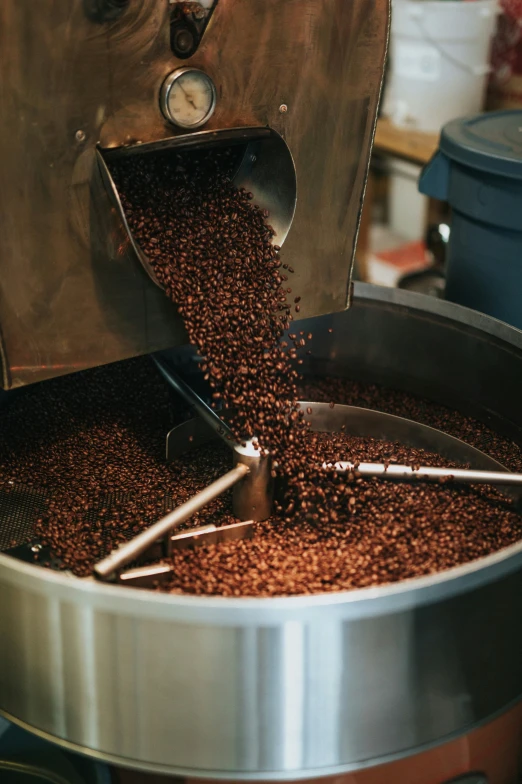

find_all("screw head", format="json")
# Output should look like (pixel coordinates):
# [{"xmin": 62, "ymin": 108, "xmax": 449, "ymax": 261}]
[
  {"xmin": 31, "ymin": 544, "xmax": 43, "ymax": 553},
  {"xmin": 75, "ymin": 129, "xmax": 86, "ymax": 143},
  {"xmin": 279, "ymin": 104, "xmax": 288, "ymax": 114}
]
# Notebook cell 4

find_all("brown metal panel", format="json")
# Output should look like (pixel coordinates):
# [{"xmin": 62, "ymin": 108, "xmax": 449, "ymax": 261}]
[{"xmin": 0, "ymin": 0, "xmax": 389, "ymax": 387}]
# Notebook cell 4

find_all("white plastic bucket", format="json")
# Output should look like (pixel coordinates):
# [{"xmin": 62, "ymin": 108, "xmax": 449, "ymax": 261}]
[
  {"xmin": 389, "ymin": 159, "xmax": 427, "ymax": 240},
  {"xmin": 384, "ymin": 1, "xmax": 498, "ymax": 132}
]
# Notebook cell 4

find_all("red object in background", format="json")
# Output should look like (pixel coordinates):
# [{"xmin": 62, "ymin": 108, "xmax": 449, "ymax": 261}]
[
  {"xmin": 489, "ymin": 0, "xmax": 522, "ymax": 108},
  {"xmin": 366, "ymin": 241, "xmax": 430, "ymax": 288},
  {"xmin": 372, "ymin": 240, "xmax": 428, "ymax": 272}
]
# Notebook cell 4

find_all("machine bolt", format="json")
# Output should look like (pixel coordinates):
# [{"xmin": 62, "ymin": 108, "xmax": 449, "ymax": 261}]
[
  {"xmin": 75, "ymin": 129, "xmax": 87, "ymax": 143},
  {"xmin": 171, "ymin": 25, "xmax": 197, "ymax": 58},
  {"xmin": 279, "ymin": 104, "xmax": 288, "ymax": 113}
]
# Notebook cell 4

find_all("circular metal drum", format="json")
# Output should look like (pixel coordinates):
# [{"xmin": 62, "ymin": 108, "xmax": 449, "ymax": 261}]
[{"xmin": 1, "ymin": 284, "xmax": 522, "ymax": 780}]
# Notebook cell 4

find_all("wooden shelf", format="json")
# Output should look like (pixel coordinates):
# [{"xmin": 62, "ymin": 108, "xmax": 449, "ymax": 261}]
[
  {"xmin": 374, "ymin": 118, "xmax": 440, "ymax": 166},
  {"xmin": 356, "ymin": 119, "xmax": 443, "ymax": 281}
]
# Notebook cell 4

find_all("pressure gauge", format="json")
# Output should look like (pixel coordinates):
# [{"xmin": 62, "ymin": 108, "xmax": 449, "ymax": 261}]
[{"xmin": 160, "ymin": 68, "xmax": 217, "ymax": 130}]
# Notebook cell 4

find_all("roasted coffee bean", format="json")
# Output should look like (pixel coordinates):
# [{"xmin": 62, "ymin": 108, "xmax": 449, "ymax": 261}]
[
  {"xmin": 0, "ymin": 365, "xmax": 521, "ymax": 589},
  {"xmin": 1, "ymin": 147, "xmax": 520, "ymax": 590},
  {"xmin": 300, "ymin": 375, "xmax": 522, "ymax": 473},
  {"xmin": 0, "ymin": 358, "xmax": 240, "ymax": 575},
  {"xmin": 165, "ymin": 426, "xmax": 522, "ymax": 596},
  {"xmin": 110, "ymin": 147, "xmax": 327, "ymax": 523}
]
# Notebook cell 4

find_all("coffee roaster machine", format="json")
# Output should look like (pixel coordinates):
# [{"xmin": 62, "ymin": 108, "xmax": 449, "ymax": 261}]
[{"xmin": 1, "ymin": 2, "xmax": 522, "ymax": 784}]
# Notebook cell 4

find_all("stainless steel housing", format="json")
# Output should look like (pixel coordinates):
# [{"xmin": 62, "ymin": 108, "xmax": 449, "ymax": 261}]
[{"xmin": 2, "ymin": 285, "xmax": 522, "ymax": 779}]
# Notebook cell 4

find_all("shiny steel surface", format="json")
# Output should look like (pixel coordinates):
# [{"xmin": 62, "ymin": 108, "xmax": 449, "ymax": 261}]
[
  {"xmin": 0, "ymin": 0, "xmax": 389, "ymax": 388},
  {"xmin": 232, "ymin": 442, "xmax": 273, "ymax": 523},
  {"xmin": 155, "ymin": 357, "xmax": 272, "ymax": 521},
  {"xmin": 118, "ymin": 520, "xmax": 255, "ymax": 588},
  {"xmin": 154, "ymin": 356, "xmax": 238, "ymax": 448},
  {"xmin": 166, "ymin": 414, "xmax": 219, "ymax": 459},
  {"xmin": 167, "ymin": 400, "xmax": 511, "ymax": 472},
  {"xmin": 117, "ymin": 521, "xmax": 255, "ymax": 588},
  {"xmin": 299, "ymin": 402, "xmax": 512, "ymax": 471},
  {"xmin": 2, "ymin": 287, "xmax": 522, "ymax": 778},
  {"xmin": 167, "ymin": 520, "xmax": 255, "ymax": 551},
  {"xmin": 331, "ymin": 462, "xmax": 521, "ymax": 486},
  {"xmin": 94, "ymin": 464, "xmax": 248, "ymax": 580}
]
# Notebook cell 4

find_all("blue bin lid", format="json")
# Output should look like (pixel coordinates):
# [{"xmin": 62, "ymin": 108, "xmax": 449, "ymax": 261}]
[{"xmin": 440, "ymin": 110, "xmax": 522, "ymax": 180}]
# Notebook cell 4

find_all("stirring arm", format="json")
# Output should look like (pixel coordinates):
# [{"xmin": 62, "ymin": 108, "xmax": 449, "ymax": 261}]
[
  {"xmin": 327, "ymin": 462, "xmax": 522, "ymax": 486},
  {"xmin": 94, "ymin": 464, "xmax": 249, "ymax": 581},
  {"xmin": 153, "ymin": 355, "xmax": 238, "ymax": 449}
]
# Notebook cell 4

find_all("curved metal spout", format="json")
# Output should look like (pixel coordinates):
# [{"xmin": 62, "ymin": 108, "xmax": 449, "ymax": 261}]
[
  {"xmin": 96, "ymin": 127, "xmax": 297, "ymax": 290},
  {"xmin": 95, "ymin": 147, "xmax": 161, "ymax": 288}
]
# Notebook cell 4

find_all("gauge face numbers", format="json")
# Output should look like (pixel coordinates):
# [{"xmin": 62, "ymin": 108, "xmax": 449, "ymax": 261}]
[{"xmin": 161, "ymin": 69, "xmax": 216, "ymax": 130}]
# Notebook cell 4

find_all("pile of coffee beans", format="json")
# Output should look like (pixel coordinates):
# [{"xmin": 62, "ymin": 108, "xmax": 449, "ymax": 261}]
[
  {"xmin": 166, "ymin": 429, "xmax": 522, "ymax": 596},
  {"xmin": 0, "ymin": 359, "xmax": 236, "ymax": 575},
  {"xmin": 0, "ymin": 357, "xmax": 521, "ymax": 590},
  {"xmin": 0, "ymin": 145, "xmax": 521, "ymax": 592},
  {"xmin": 301, "ymin": 376, "xmax": 522, "ymax": 473}
]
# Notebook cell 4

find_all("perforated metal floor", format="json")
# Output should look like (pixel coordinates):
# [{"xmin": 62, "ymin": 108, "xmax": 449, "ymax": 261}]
[{"xmin": 0, "ymin": 486, "xmax": 47, "ymax": 551}]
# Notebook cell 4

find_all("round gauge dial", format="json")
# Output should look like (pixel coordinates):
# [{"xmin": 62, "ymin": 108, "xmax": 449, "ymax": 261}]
[{"xmin": 160, "ymin": 68, "xmax": 217, "ymax": 130}]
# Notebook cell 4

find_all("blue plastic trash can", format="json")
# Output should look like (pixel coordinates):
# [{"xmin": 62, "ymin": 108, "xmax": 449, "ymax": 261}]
[{"xmin": 419, "ymin": 110, "xmax": 522, "ymax": 329}]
